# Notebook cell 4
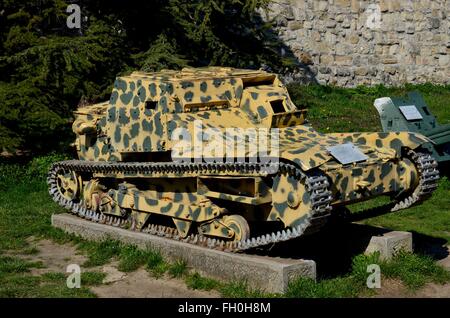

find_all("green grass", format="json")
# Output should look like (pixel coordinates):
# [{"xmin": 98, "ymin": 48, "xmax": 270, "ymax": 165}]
[
  {"xmin": 288, "ymin": 83, "xmax": 450, "ymax": 133},
  {"xmin": 185, "ymin": 272, "xmax": 220, "ymax": 291},
  {"xmin": 79, "ymin": 240, "xmax": 122, "ymax": 267},
  {"xmin": 146, "ymin": 250, "xmax": 170, "ymax": 278},
  {"xmin": 382, "ymin": 252, "xmax": 450, "ymax": 290},
  {"xmin": 286, "ymin": 252, "xmax": 450, "ymax": 298},
  {"xmin": 40, "ymin": 272, "xmax": 67, "ymax": 282},
  {"xmin": 0, "ymin": 257, "xmax": 103, "ymax": 298},
  {"xmin": 0, "ymin": 256, "xmax": 43, "ymax": 275},
  {"xmin": 81, "ymin": 271, "xmax": 107, "ymax": 285},
  {"xmin": 168, "ymin": 259, "xmax": 188, "ymax": 278},
  {"xmin": 184, "ymin": 273, "xmax": 264, "ymax": 298},
  {"xmin": 40, "ymin": 271, "xmax": 106, "ymax": 286},
  {"xmin": 286, "ymin": 276, "xmax": 359, "ymax": 298},
  {"xmin": 117, "ymin": 245, "xmax": 148, "ymax": 272},
  {"xmin": 283, "ymin": 253, "xmax": 380, "ymax": 298},
  {"xmin": 219, "ymin": 281, "xmax": 266, "ymax": 298},
  {"xmin": 20, "ymin": 247, "xmax": 40, "ymax": 255},
  {"xmin": 358, "ymin": 177, "xmax": 450, "ymax": 243},
  {"xmin": 117, "ymin": 244, "xmax": 182, "ymax": 277},
  {"xmin": 0, "ymin": 179, "xmax": 62, "ymax": 251}
]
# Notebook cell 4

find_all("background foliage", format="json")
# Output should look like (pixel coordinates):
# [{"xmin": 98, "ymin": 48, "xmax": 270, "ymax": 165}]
[{"xmin": 0, "ymin": 0, "xmax": 296, "ymax": 153}]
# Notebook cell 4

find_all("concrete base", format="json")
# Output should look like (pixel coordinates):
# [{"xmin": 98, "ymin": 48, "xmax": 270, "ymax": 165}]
[
  {"xmin": 365, "ymin": 231, "xmax": 413, "ymax": 259},
  {"xmin": 52, "ymin": 213, "xmax": 316, "ymax": 294}
]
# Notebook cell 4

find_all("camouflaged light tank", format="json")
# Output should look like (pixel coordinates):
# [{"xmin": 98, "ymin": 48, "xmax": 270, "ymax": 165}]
[{"xmin": 48, "ymin": 67, "xmax": 440, "ymax": 252}]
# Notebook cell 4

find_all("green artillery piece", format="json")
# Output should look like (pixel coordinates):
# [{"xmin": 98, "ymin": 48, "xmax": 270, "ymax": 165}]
[{"xmin": 374, "ymin": 91, "xmax": 450, "ymax": 172}]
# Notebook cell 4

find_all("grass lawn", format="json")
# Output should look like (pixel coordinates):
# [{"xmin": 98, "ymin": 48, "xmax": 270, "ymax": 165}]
[
  {"xmin": 288, "ymin": 83, "xmax": 450, "ymax": 133},
  {"xmin": 357, "ymin": 177, "xmax": 450, "ymax": 244},
  {"xmin": 0, "ymin": 83, "xmax": 448, "ymax": 297}
]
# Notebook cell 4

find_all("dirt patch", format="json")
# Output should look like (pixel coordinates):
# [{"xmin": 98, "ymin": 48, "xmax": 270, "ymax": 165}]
[
  {"xmin": 412, "ymin": 283, "xmax": 450, "ymax": 298},
  {"xmin": 8, "ymin": 238, "xmax": 218, "ymax": 298},
  {"xmin": 372, "ymin": 278, "xmax": 408, "ymax": 298},
  {"xmin": 367, "ymin": 244, "xmax": 450, "ymax": 298},
  {"xmin": 92, "ymin": 267, "xmax": 219, "ymax": 298},
  {"xmin": 373, "ymin": 279, "xmax": 450, "ymax": 298},
  {"xmin": 7, "ymin": 238, "xmax": 87, "ymax": 276},
  {"xmin": 410, "ymin": 245, "xmax": 450, "ymax": 298},
  {"xmin": 101, "ymin": 263, "xmax": 127, "ymax": 283}
]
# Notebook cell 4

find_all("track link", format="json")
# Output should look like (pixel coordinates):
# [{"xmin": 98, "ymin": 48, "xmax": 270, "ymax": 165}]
[
  {"xmin": 391, "ymin": 150, "xmax": 440, "ymax": 211},
  {"xmin": 47, "ymin": 150, "xmax": 439, "ymax": 252},
  {"xmin": 48, "ymin": 161, "xmax": 332, "ymax": 252}
]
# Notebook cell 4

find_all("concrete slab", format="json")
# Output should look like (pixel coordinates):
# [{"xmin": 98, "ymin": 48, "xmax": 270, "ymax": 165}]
[
  {"xmin": 52, "ymin": 213, "xmax": 316, "ymax": 293},
  {"xmin": 365, "ymin": 231, "xmax": 413, "ymax": 260}
]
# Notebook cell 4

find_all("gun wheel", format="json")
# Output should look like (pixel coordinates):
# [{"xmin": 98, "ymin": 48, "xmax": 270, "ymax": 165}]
[{"xmin": 223, "ymin": 215, "xmax": 250, "ymax": 241}]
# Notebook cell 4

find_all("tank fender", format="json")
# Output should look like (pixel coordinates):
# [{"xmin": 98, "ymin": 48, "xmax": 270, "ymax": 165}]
[
  {"xmin": 330, "ymin": 132, "xmax": 432, "ymax": 157},
  {"xmin": 280, "ymin": 131, "xmax": 431, "ymax": 172}
]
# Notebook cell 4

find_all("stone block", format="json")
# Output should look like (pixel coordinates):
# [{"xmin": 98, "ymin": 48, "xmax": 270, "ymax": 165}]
[
  {"xmin": 314, "ymin": 1, "xmax": 328, "ymax": 11},
  {"xmin": 335, "ymin": 0, "xmax": 351, "ymax": 7},
  {"xmin": 326, "ymin": 20, "xmax": 337, "ymax": 28},
  {"xmin": 335, "ymin": 55, "xmax": 352, "ymax": 65},
  {"xmin": 439, "ymin": 55, "xmax": 449, "ymax": 66},
  {"xmin": 349, "ymin": 34, "xmax": 360, "ymax": 44},
  {"xmin": 428, "ymin": 17, "xmax": 440, "ymax": 29},
  {"xmin": 288, "ymin": 20, "xmax": 304, "ymax": 30},
  {"xmin": 383, "ymin": 57, "xmax": 398, "ymax": 64},
  {"xmin": 320, "ymin": 54, "xmax": 334, "ymax": 64},
  {"xmin": 351, "ymin": 0, "xmax": 360, "ymax": 13},
  {"xmin": 365, "ymin": 231, "xmax": 413, "ymax": 260},
  {"xmin": 354, "ymin": 67, "xmax": 369, "ymax": 76}
]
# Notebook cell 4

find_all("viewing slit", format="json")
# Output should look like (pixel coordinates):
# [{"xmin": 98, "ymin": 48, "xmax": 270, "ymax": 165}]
[{"xmin": 270, "ymin": 100, "xmax": 285, "ymax": 114}]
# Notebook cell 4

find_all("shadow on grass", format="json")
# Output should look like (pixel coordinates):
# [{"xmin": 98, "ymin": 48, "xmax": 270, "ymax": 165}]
[
  {"xmin": 410, "ymin": 231, "xmax": 449, "ymax": 260},
  {"xmin": 247, "ymin": 222, "xmax": 449, "ymax": 280}
]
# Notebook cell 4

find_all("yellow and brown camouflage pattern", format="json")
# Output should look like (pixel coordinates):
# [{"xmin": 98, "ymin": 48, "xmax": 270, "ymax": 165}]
[{"xmin": 69, "ymin": 67, "xmax": 434, "ymax": 239}]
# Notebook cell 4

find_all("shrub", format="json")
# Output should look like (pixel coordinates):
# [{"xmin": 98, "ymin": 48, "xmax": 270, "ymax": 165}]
[{"xmin": 25, "ymin": 153, "xmax": 69, "ymax": 180}]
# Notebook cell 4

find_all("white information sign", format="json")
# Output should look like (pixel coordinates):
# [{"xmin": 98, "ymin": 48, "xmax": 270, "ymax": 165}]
[
  {"xmin": 326, "ymin": 143, "xmax": 369, "ymax": 165},
  {"xmin": 399, "ymin": 105, "xmax": 423, "ymax": 121}
]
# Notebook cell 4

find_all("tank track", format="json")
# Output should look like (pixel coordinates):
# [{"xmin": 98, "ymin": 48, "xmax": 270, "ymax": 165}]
[
  {"xmin": 338, "ymin": 150, "xmax": 440, "ymax": 223},
  {"xmin": 48, "ymin": 160, "xmax": 333, "ymax": 252},
  {"xmin": 390, "ymin": 150, "xmax": 440, "ymax": 211}
]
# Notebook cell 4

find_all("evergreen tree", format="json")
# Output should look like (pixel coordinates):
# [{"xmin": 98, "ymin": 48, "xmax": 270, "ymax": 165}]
[{"xmin": 0, "ymin": 0, "xmax": 297, "ymax": 153}]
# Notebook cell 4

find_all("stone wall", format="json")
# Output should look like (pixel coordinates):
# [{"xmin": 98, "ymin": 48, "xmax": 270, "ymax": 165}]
[{"xmin": 261, "ymin": 0, "xmax": 449, "ymax": 86}]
